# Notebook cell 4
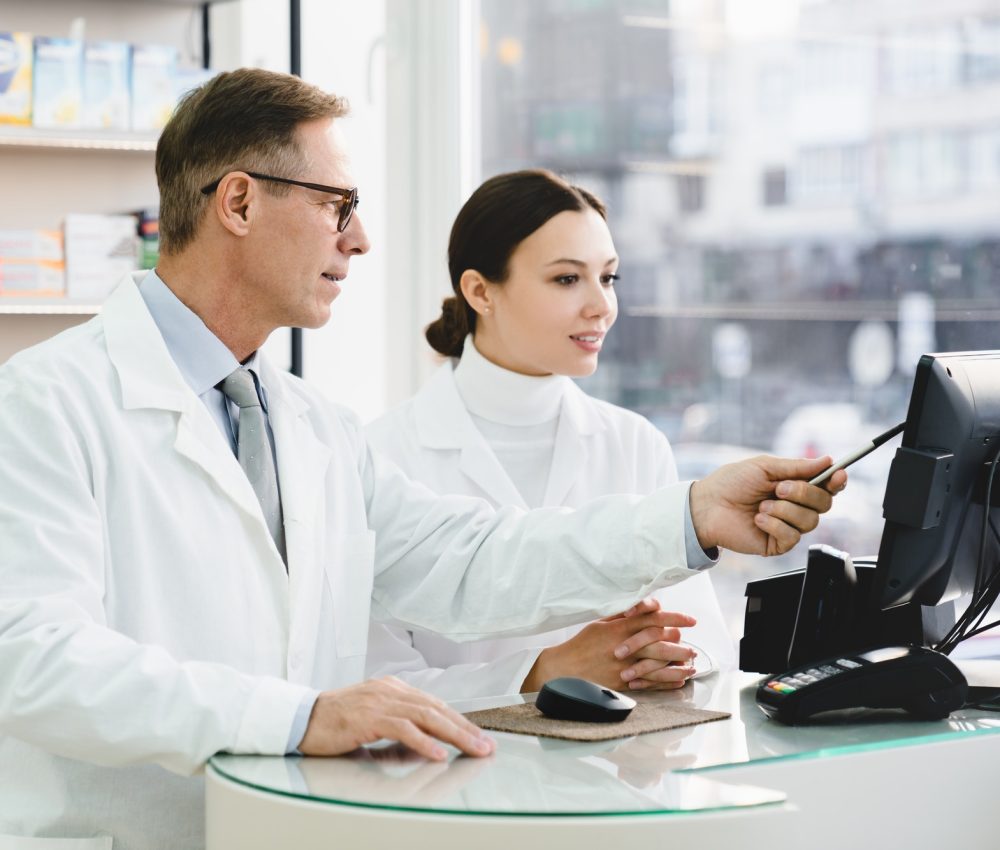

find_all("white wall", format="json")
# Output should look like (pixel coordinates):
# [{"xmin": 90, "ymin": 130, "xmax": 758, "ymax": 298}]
[
  {"xmin": 217, "ymin": 0, "xmax": 485, "ymax": 420},
  {"xmin": 384, "ymin": 0, "xmax": 481, "ymax": 408},
  {"xmin": 299, "ymin": 1, "xmax": 388, "ymax": 421},
  {"xmin": 213, "ymin": 0, "xmax": 389, "ymax": 421}
]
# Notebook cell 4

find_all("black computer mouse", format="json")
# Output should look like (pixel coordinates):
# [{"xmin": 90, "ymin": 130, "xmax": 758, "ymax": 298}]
[{"xmin": 536, "ymin": 676, "xmax": 637, "ymax": 723}]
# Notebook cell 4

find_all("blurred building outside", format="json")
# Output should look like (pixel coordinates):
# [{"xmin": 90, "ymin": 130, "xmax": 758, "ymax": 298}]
[{"xmin": 478, "ymin": 0, "xmax": 1000, "ymax": 638}]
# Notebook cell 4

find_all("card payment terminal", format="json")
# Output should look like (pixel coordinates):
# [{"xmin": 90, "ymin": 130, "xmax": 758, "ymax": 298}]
[{"xmin": 756, "ymin": 645, "xmax": 967, "ymax": 724}]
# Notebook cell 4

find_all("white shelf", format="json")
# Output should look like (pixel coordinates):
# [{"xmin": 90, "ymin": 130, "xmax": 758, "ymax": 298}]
[
  {"xmin": 0, "ymin": 126, "xmax": 159, "ymax": 153},
  {"xmin": 0, "ymin": 300, "xmax": 102, "ymax": 316}
]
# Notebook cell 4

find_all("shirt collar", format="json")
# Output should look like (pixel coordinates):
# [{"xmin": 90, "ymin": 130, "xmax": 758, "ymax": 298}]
[{"xmin": 138, "ymin": 269, "xmax": 266, "ymax": 406}]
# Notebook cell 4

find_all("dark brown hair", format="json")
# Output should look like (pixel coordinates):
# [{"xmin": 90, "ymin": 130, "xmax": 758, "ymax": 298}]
[
  {"xmin": 425, "ymin": 168, "xmax": 607, "ymax": 358},
  {"xmin": 156, "ymin": 68, "xmax": 350, "ymax": 255}
]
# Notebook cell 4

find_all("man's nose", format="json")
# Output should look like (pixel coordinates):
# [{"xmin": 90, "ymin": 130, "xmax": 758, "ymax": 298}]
[{"xmin": 341, "ymin": 212, "xmax": 371, "ymax": 255}]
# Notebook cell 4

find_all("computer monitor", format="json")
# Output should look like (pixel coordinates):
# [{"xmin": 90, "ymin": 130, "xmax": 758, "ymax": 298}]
[
  {"xmin": 739, "ymin": 351, "xmax": 1000, "ymax": 673},
  {"xmin": 874, "ymin": 350, "xmax": 1000, "ymax": 650}
]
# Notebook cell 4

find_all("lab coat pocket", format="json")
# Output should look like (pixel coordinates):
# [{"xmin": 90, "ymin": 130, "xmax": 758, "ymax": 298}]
[
  {"xmin": 0, "ymin": 837, "xmax": 113, "ymax": 850},
  {"xmin": 326, "ymin": 530, "xmax": 376, "ymax": 658}
]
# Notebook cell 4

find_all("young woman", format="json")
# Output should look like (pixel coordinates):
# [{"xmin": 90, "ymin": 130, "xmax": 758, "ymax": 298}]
[{"xmin": 365, "ymin": 169, "xmax": 736, "ymax": 700}]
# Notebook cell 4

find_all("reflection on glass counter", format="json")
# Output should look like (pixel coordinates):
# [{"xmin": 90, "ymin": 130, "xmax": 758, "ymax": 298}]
[{"xmin": 210, "ymin": 673, "xmax": 1000, "ymax": 818}]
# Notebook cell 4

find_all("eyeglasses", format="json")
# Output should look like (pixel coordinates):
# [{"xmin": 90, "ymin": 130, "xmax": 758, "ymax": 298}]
[{"xmin": 200, "ymin": 171, "xmax": 360, "ymax": 233}]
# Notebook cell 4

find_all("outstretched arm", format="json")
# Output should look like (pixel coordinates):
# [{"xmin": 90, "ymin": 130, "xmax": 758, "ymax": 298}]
[{"xmin": 689, "ymin": 455, "xmax": 847, "ymax": 557}]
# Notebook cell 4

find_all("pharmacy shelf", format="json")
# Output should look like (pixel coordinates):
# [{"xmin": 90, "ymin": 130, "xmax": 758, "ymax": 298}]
[
  {"xmin": 0, "ymin": 126, "xmax": 159, "ymax": 153},
  {"xmin": 0, "ymin": 300, "xmax": 102, "ymax": 316}
]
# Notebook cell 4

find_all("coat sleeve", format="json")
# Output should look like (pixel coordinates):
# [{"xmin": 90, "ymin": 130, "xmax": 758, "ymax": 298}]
[
  {"xmin": 651, "ymin": 423, "xmax": 680, "ymax": 487},
  {"xmin": 359, "ymin": 434, "xmax": 697, "ymax": 641},
  {"xmin": 364, "ymin": 622, "xmax": 542, "ymax": 701},
  {"xmin": 0, "ymin": 372, "xmax": 312, "ymax": 776}
]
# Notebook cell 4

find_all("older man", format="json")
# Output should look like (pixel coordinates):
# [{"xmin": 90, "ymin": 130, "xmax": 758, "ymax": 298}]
[{"xmin": 0, "ymin": 68, "xmax": 844, "ymax": 849}]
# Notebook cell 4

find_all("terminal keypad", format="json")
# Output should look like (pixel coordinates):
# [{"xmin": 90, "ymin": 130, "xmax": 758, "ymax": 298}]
[{"xmin": 764, "ymin": 659, "xmax": 863, "ymax": 695}]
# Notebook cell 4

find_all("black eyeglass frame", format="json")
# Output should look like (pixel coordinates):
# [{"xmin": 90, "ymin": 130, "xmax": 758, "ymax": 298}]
[{"xmin": 200, "ymin": 171, "xmax": 360, "ymax": 232}]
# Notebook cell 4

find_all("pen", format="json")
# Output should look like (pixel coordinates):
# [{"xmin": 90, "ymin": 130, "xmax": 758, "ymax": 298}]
[{"xmin": 808, "ymin": 421, "xmax": 906, "ymax": 487}]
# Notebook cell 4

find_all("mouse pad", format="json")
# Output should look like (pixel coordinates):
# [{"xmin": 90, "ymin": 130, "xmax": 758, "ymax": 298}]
[{"xmin": 464, "ymin": 701, "xmax": 730, "ymax": 742}]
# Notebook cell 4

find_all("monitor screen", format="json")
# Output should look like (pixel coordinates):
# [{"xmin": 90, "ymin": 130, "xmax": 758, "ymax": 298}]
[{"xmin": 875, "ymin": 351, "xmax": 1000, "ymax": 614}]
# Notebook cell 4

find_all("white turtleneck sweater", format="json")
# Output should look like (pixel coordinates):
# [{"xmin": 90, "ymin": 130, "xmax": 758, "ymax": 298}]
[
  {"xmin": 452, "ymin": 339, "xmax": 569, "ymax": 508},
  {"xmin": 364, "ymin": 336, "xmax": 734, "ymax": 700}
]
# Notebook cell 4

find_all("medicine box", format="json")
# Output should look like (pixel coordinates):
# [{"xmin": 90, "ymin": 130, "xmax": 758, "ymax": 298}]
[
  {"xmin": 82, "ymin": 41, "xmax": 131, "ymax": 131},
  {"xmin": 0, "ymin": 230, "xmax": 63, "ymax": 262},
  {"xmin": 0, "ymin": 32, "xmax": 32, "ymax": 125},
  {"xmin": 64, "ymin": 214, "xmax": 137, "ymax": 301},
  {"xmin": 0, "ymin": 260, "xmax": 65, "ymax": 296},
  {"xmin": 133, "ymin": 207, "xmax": 159, "ymax": 269},
  {"xmin": 131, "ymin": 44, "xmax": 177, "ymax": 132},
  {"xmin": 0, "ymin": 229, "xmax": 65, "ymax": 296},
  {"xmin": 32, "ymin": 36, "xmax": 83, "ymax": 128}
]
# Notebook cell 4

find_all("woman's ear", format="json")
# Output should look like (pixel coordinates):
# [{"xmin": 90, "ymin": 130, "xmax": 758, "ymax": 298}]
[
  {"xmin": 212, "ymin": 172, "xmax": 255, "ymax": 237},
  {"xmin": 459, "ymin": 269, "xmax": 494, "ymax": 317}
]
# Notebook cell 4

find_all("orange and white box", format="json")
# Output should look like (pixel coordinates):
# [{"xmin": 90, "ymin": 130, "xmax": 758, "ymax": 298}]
[{"xmin": 0, "ymin": 229, "xmax": 65, "ymax": 296}]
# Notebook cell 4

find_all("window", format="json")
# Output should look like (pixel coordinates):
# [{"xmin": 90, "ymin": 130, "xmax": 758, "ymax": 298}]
[
  {"xmin": 476, "ymin": 0, "xmax": 1000, "ymax": 636},
  {"xmin": 676, "ymin": 173, "xmax": 705, "ymax": 213},
  {"xmin": 794, "ymin": 145, "xmax": 866, "ymax": 204},
  {"xmin": 762, "ymin": 167, "xmax": 788, "ymax": 206},
  {"xmin": 969, "ymin": 126, "xmax": 1000, "ymax": 188},
  {"xmin": 884, "ymin": 26, "xmax": 962, "ymax": 96},
  {"xmin": 887, "ymin": 131, "xmax": 966, "ymax": 198},
  {"xmin": 964, "ymin": 17, "xmax": 1000, "ymax": 84}
]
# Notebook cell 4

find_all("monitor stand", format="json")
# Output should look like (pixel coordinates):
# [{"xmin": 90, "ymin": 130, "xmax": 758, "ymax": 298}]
[{"xmin": 740, "ymin": 544, "xmax": 956, "ymax": 674}]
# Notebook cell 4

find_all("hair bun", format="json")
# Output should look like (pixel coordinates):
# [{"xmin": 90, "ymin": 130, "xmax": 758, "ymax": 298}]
[{"xmin": 425, "ymin": 295, "xmax": 470, "ymax": 358}]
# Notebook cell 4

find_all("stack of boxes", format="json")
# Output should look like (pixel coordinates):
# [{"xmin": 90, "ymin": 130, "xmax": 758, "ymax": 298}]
[
  {"xmin": 0, "ymin": 212, "xmax": 159, "ymax": 299},
  {"xmin": 0, "ymin": 28, "xmax": 202, "ymax": 299},
  {"xmin": 0, "ymin": 215, "xmax": 161, "ymax": 300},
  {"xmin": 63, "ymin": 214, "xmax": 145, "ymax": 300},
  {"xmin": 0, "ymin": 29, "xmax": 214, "ymax": 132},
  {"xmin": 0, "ymin": 230, "xmax": 63, "ymax": 296}
]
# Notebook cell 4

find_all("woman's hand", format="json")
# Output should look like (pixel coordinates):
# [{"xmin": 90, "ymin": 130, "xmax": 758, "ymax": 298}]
[{"xmin": 520, "ymin": 597, "xmax": 698, "ymax": 693}]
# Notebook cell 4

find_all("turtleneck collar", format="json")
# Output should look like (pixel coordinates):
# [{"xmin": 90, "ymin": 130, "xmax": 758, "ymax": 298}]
[{"xmin": 452, "ymin": 335, "xmax": 570, "ymax": 426}]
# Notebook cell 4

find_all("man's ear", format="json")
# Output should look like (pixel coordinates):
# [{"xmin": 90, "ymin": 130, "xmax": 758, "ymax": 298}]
[
  {"xmin": 459, "ymin": 269, "xmax": 493, "ymax": 316},
  {"xmin": 212, "ymin": 172, "xmax": 255, "ymax": 237}
]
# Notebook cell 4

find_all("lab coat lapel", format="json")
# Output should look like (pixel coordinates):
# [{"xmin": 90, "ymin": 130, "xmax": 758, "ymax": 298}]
[
  {"xmin": 414, "ymin": 363, "xmax": 527, "ymax": 509},
  {"xmin": 459, "ymin": 443, "xmax": 526, "ymax": 509},
  {"xmin": 103, "ymin": 273, "xmax": 266, "ymax": 525},
  {"xmin": 172, "ymin": 414, "xmax": 265, "ymax": 523},
  {"xmin": 543, "ymin": 382, "xmax": 603, "ymax": 506},
  {"xmin": 262, "ymin": 359, "xmax": 332, "ymax": 683}
]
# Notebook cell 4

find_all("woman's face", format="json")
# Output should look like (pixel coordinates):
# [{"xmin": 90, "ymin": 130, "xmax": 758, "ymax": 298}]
[{"xmin": 474, "ymin": 208, "xmax": 619, "ymax": 377}]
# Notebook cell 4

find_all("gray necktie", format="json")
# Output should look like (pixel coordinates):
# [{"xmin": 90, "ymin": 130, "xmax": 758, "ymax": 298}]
[{"xmin": 219, "ymin": 368, "xmax": 287, "ymax": 565}]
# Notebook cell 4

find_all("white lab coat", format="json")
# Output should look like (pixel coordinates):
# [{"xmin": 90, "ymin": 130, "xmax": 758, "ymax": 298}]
[
  {"xmin": 0, "ymin": 274, "xmax": 698, "ymax": 850},
  {"xmin": 365, "ymin": 361, "xmax": 736, "ymax": 701}
]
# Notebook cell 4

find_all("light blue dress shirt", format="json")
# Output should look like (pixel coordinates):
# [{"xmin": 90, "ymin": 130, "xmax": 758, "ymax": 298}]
[{"xmin": 138, "ymin": 269, "xmax": 317, "ymax": 754}]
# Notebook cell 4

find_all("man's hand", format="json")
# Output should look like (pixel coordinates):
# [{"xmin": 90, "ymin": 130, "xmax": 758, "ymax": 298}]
[
  {"xmin": 689, "ymin": 455, "xmax": 848, "ymax": 557},
  {"xmin": 298, "ymin": 677, "xmax": 495, "ymax": 761},
  {"xmin": 520, "ymin": 597, "xmax": 697, "ymax": 693}
]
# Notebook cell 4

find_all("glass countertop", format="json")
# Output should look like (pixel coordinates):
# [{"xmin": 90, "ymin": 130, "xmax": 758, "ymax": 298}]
[{"xmin": 209, "ymin": 670, "xmax": 1000, "ymax": 818}]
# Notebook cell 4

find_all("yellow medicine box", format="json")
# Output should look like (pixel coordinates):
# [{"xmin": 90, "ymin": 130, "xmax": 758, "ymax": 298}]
[{"xmin": 0, "ymin": 32, "xmax": 33, "ymax": 125}]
